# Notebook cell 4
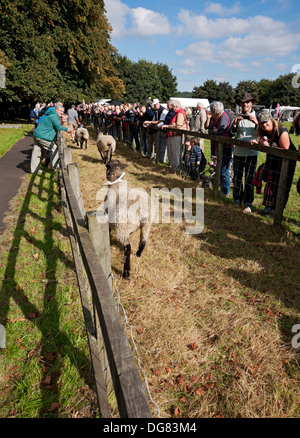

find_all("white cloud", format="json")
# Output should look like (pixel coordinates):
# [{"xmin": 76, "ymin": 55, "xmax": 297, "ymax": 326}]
[
  {"xmin": 204, "ymin": 1, "xmax": 242, "ymax": 16},
  {"xmin": 104, "ymin": 1, "xmax": 171, "ymax": 38},
  {"xmin": 104, "ymin": 0, "xmax": 130, "ymax": 38},
  {"xmin": 130, "ymin": 7, "xmax": 171, "ymax": 37},
  {"xmin": 275, "ymin": 63, "xmax": 288, "ymax": 72},
  {"xmin": 176, "ymin": 40, "xmax": 217, "ymax": 63},
  {"xmin": 178, "ymin": 69, "xmax": 197, "ymax": 75},
  {"xmin": 178, "ymin": 9, "xmax": 287, "ymax": 39}
]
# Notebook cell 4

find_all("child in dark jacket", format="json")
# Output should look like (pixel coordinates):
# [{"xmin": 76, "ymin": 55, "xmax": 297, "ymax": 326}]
[{"xmin": 189, "ymin": 137, "xmax": 207, "ymax": 181}]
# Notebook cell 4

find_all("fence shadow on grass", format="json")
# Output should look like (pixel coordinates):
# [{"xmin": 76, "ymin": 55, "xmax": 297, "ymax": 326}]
[{"xmin": 0, "ymin": 170, "xmax": 92, "ymax": 417}]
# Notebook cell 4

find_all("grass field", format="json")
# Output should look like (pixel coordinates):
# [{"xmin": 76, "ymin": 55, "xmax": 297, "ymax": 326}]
[
  {"xmin": 0, "ymin": 124, "xmax": 34, "ymax": 158},
  {"xmin": 0, "ymin": 125, "xmax": 299, "ymax": 418},
  {"xmin": 0, "ymin": 167, "xmax": 97, "ymax": 418},
  {"xmin": 66, "ymin": 126, "xmax": 300, "ymax": 418}
]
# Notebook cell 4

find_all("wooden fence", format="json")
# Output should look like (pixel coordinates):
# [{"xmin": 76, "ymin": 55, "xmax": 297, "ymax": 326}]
[
  {"xmin": 103, "ymin": 117, "xmax": 300, "ymax": 228},
  {"xmin": 55, "ymin": 117, "xmax": 299, "ymax": 417},
  {"xmin": 56, "ymin": 131, "xmax": 152, "ymax": 418}
]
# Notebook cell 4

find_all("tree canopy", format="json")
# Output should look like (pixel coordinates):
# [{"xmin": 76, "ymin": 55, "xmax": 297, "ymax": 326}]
[
  {"xmin": 0, "ymin": 0, "xmax": 125, "ymax": 104},
  {"xmin": 193, "ymin": 76, "xmax": 300, "ymax": 108},
  {"xmin": 116, "ymin": 55, "xmax": 177, "ymax": 104}
]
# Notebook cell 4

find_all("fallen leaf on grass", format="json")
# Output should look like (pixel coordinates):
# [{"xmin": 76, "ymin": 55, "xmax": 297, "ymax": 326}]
[
  {"xmin": 27, "ymin": 312, "xmax": 39, "ymax": 320},
  {"xmin": 176, "ymin": 374, "xmax": 185, "ymax": 385},
  {"xmin": 174, "ymin": 406, "xmax": 181, "ymax": 417},
  {"xmin": 195, "ymin": 387, "xmax": 205, "ymax": 396},
  {"xmin": 41, "ymin": 375, "xmax": 52, "ymax": 386},
  {"xmin": 48, "ymin": 402, "xmax": 61, "ymax": 412}
]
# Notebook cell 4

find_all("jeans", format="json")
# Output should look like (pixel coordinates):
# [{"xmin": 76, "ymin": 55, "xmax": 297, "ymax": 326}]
[
  {"xmin": 220, "ymin": 146, "xmax": 233, "ymax": 195},
  {"xmin": 233, "ymin": 155, "xmax": 258, "ymax": 206},
  {"xmin": 158, "ymin": 133, "xmax": 167, "ymax": 163},
  {"xmin": 31, "ymin": 135, "xmax": 59, "ymax": 173}
]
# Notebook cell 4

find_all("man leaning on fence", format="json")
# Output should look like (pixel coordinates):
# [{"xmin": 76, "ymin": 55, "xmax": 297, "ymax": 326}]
[
  {"xmin": 30, "ymin": 103, "xmax": 72, "ymax": 173},
  {"xmin": 229, "ymin": 93, "xmax": 259, "ymax": 213}
]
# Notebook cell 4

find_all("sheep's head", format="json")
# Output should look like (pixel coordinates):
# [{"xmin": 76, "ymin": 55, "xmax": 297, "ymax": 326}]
[{"xmin": 106, "ymin": 160, "xmax": 128, "ymax": 182}]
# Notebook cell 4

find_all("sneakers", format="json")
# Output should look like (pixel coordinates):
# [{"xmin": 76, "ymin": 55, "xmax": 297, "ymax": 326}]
[
  {"xmin": 243, "ymin": 206, "xmax": 252, "ymax": 214},
  {"xmin": 260, "ymin": 207, "xmax": 275, "ymax": 217}
]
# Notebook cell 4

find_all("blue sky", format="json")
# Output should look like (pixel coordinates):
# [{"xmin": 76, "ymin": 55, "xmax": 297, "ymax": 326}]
[{"xmin": 104, "ymin": 0, "xmax": 300, "ymax": 92}]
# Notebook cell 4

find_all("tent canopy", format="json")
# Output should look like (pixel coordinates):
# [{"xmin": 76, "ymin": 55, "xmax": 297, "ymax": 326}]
[{"xmin": 169, "ymin": 97, "xmax": 210, "ymax": 109}]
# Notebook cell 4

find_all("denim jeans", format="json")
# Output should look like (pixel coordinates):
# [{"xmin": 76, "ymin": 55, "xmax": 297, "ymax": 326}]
[
  {"xmin": 31, "ymin": 135, "xmax": 59, "ymax": 173},
  {"xmin": 158, "ymin": 133, "xmax": 167, "ymax": 163},
  {"xmin": 220, "ymin": 146, "xmax": 233, "ymax": 195},
  {"xmin": 233, "ymin": 155, "xmax": 257, "ymax": 206}
]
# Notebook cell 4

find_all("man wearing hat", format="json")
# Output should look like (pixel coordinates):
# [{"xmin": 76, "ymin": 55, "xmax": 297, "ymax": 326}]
[
  {"xmin": 143, "ymin": 98, "xmax": 168, "ymax": 161},
  {"xmin": 229, "ymin": 93, "xmax": 259, "ymax": 213}
]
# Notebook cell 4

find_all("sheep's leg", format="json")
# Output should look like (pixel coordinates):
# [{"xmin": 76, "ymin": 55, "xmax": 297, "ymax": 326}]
[
  {"xmin": 99, "ymin": 151, "xmax": 105, "ymax": 161},
  {"xmin": 123, "ymin": 243, "xmax": 131, "ymax": 278},
  {"xmin": 136, "ymin": 240, "xmax": 146, "ymax": 257},
  {"xmin": 85, "ymin": 140, "xmax": 87, "ymax": 149}
]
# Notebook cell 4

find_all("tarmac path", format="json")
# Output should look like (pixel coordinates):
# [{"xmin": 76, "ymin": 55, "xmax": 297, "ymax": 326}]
[{"xmin": 0, "ymin": 130, "xmax": 33, "ymax": 233}]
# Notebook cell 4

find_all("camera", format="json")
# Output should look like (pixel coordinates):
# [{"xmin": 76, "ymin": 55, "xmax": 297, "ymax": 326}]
[{"xmin": 242, "ymin": 114, "xmax": 250, "ymax": 119}]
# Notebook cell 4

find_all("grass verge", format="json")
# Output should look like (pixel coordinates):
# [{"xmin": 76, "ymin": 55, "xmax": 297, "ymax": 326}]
[
  {"xmin": 0, "ymin": 168, "xmax": 97, "ymax": 418},
  {"xmin": 0, "ymin": 124, "xmax": 34, "ymax": 158}
]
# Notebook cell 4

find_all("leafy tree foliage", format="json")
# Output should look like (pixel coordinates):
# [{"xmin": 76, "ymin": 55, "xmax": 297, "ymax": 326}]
[
  {"xmin": 193, "ymin": 76, "xmax": 300, "ymax": 109},
  {"xmin": 193, "ymin": 80, "xmax": 235, "ymax": 108},
  {"xmin": 116, "ymin": 55, "xmax": 177, "ymax": 104},
  {"xmin": 0, "ymin": 0, "xmax": 124, "ymax": 104}
]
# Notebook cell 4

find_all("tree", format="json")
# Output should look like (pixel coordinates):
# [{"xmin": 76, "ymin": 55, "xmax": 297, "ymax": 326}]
[
  {"xmin": 116, "ymin": 56, "xmax": 177, "ymax": 103},
  {"xmin": 193, "ymin": 80, "xmax": 235, "ymax": 108},
  {"xmin": 270, "ymin": 74, "xmax": 300, "ymax": 107},
  {"xmin": 234, "ymin": 80, "xmax": 259, "ymax": 103},
  {"xmin": 257, "ymin": 79, "xmax": 274, "ymax": 107},
  {"xmin": 0, "ymin": 0, "xmax": 125, "ymax": 104},
  {"xmin": 155, "ymin": 63, "xmax": 177, "ymax": 102}
]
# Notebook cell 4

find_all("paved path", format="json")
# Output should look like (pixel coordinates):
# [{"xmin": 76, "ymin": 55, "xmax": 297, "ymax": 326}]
[{"xmin": 0, "ymin": 130, "xmax": 33, "ymax": 233}]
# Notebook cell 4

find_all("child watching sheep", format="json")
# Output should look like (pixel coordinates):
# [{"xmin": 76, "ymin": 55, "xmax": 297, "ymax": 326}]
[{"xmin": 188, "ymin": 137, "xmax": 207, "ymax": 181}]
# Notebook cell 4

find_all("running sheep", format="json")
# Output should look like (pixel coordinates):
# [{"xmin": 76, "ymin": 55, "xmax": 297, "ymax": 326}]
[
  {"xmin": 75, "ymin": 125, "xmax": 89, "ymax": 149},
  {"xmin": 103, "ymin": 160, "xmax": 154, "ymax": 278},
  {"xmin": 96, "ymin": 132, "xmax": 116, "ymax": 164}
]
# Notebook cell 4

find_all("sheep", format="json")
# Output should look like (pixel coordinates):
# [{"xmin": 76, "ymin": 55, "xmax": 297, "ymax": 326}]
[
  {"xmin": 75, "ymin": 125, "xmax": 89, "ymax": 149},
  {"xmin": 103, "ymin": 159, "xmax": 154, "ymax": 278},
  {"xmin": 96, "ymin": 132, "xmax": 116, "ymax": 164}
]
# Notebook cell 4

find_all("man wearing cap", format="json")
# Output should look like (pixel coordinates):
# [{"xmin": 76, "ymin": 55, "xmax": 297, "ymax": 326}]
[
  {"xmin": 193, "ymin": 102, "xmax": 207, "ymax": 151},
  {"xmin": 143, "ymin": 98, "xmax": 168, "ymax": 161},
  {"xmin": 229, "ymin": 93, "xmax": 259, "ymax": 213}
]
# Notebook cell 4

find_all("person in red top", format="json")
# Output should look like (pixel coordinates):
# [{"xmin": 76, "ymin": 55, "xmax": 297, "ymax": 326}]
[
  {"xmin": 205, "ymin": 101, "xmax": 233, "ymax": 196},
  {"xmin": 162, "ymin": 99, "xmax": 187, "ymax": 171}
]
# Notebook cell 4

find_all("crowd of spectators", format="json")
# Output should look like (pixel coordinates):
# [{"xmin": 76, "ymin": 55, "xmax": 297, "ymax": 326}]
[{"xmin": 29, "ymin": 96, "xmax": 299, "ymax": 217}]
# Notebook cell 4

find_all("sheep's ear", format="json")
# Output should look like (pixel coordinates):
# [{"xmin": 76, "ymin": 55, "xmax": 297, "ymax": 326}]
[{"xmin": 120, "ymin": 163, "xmax": 129, "ymax": 170}]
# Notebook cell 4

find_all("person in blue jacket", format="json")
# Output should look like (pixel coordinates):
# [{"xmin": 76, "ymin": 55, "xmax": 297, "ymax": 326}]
[{"xmin": 30, "ymin": 103, "xmax": 71, "ymax": 173}]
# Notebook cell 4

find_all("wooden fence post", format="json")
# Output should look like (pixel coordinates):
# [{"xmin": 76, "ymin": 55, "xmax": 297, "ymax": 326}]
[
  {"xmin": 213, "ymin": 142, "xmax": 224, "ymax": 197},
  {"xmin": 86, "ymin": 210, "xmax": 113, "ymax": 394},
  {"xmin": 63, "ymin": 147, "xmax": 73, "ymax": 168},
  {"xmin": 120, "ymin": 121, "xmax": 124, "ymax": 142},
  {"xmin": 273, "ymin": 157, "xmax": 290, "ymax": 227},
  {"xmin": 156, "ymin": 130, "xmax": 161, "ymax": 164}
]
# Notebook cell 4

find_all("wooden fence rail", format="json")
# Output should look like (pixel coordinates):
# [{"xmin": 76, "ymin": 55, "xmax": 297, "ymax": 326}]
[
  {"xmin": 56, "ymin": 131, "xmax": 152, "ymax": 418},
  {"xmin": 101, "ymin": 118, "xmax": 300, "ymax": 228}
]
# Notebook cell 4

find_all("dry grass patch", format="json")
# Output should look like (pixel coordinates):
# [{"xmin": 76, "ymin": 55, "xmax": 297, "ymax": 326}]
[{"xmin": 66, "ymin": 127, "xmax": 300, "ymax": 418}]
